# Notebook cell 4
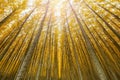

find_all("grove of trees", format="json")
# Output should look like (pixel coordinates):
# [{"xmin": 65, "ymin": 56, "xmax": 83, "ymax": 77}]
[{"xmin": 0, "ymin": 0, "xmax": 120, "ymax": 80}]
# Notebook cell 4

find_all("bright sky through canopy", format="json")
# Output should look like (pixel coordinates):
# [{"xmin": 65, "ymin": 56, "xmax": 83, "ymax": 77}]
[{"xmin": 0, "ymin": 0, "xmax": 120, "ymax": 80}]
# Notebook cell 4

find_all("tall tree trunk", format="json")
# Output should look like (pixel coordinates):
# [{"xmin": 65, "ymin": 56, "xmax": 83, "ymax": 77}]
[
  {"xmin": 65, "ymin": 15, "xmax": 83, "ymax": 80},
  {"xmin": 68, "ymin": 0, "xmax": 107, "ymax": 80},
  {"xmin": 0, "ymin": 8, "xmax": 36, "ymax": 61},
  {"xmin": 15, "ymin": 1, "xmax": 49, "ymax": 80},
  {"xmin": 84, "ymin": 1, "xmax": 120, "ymax": 39},
  {"xmin": 35, "ymin": 11, "xmax": 52, "ymax": 80},
  {"xmin": 83, "ymin": 1, "xmax": 120, "ymax": 51}
]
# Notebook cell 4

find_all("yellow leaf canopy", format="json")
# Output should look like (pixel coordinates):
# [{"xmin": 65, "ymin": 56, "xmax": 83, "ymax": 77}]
[{"xmin": 0, "ymin": 0, "xmax": 120, "ymax": 80}]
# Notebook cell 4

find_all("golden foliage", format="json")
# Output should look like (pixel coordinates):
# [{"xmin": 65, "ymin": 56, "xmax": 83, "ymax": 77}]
[{"xmin": 0, "ymin": 0, "xmax": 120, "ymax": 80}]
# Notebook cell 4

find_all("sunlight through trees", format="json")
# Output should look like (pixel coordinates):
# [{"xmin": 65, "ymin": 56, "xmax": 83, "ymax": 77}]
[{"xmin": 0, "ymin": 0, "xmax": 120, "ymax": 80}]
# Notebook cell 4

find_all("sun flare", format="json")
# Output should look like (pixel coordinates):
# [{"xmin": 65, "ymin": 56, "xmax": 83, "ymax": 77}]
[{"xmin": 0, "ymin": 0, "xmax": 120, "ymax": 80}]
